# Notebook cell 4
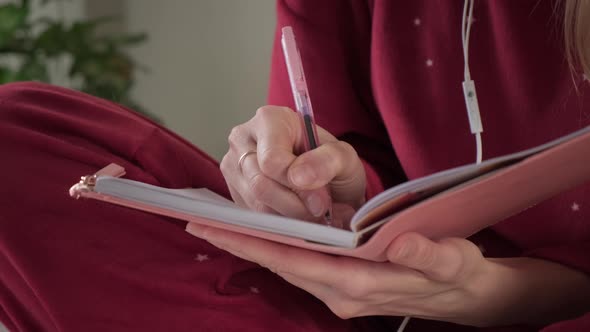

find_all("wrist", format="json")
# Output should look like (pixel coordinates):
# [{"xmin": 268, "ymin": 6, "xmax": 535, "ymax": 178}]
[{"xmin": 471, "ymin": 257, "xmax": 590, "ymax": 327}]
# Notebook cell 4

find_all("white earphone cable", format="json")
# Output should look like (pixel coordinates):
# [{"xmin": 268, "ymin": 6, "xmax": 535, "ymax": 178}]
[
  {"xmin": 397, "ymin": 316, "xmax": 411, "ymax": 332},
  {"xmin": 461, "ymin": 0, "xmax": 483, "ymax": 164},
  {"xmin": 462, "ymin": 0, "xmax": 475, "ymax": 80},
  {"xmin": 396, "ymin": 3, "xmax": 481, "ymax": 331}
]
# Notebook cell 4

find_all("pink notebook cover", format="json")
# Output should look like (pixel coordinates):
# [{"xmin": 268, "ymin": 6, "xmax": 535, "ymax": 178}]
[{"xmin": 70, "ymin": 130, "xmax": 590, "ymax": 262}]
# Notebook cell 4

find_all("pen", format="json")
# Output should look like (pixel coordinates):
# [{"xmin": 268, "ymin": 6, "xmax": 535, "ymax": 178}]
[{"xmin": 281, "ymin": 26, "xmax": 334, "ymax": 225}]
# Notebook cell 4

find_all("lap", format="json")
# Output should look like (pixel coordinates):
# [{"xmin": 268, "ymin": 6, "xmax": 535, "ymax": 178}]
[{"xmin": 0, "ymin": 82, "xmax": 371, "ymax": 332}]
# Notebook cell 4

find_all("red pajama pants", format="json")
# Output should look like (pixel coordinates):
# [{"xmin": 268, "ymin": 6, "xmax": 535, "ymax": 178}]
[{"xmin": 0, "ymin": 82, "xmax": 381, "ymax": 332}]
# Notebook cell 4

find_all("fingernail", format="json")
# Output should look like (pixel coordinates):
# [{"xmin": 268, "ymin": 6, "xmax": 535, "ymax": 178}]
[
  {"xmin": 289, "ymin": 164, "xmax": 317, "ymax": 187},
  {"xmin": 306, "ymin": 192, "xmax": 325, "ymax": 217}
]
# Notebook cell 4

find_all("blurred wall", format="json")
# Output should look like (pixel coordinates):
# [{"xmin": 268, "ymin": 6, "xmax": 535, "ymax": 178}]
[{"xmin": 122, "ymin": 1, "xmax": 276, "ymax": 160}]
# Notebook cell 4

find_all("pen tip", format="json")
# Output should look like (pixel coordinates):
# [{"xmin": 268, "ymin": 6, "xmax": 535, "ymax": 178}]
[{"xmin": 324, "ymin": 210, "xmax": 333, "ymax": 225}]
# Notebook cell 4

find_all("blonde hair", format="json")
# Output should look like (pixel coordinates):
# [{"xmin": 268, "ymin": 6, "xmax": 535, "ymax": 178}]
[{"xmin": 564, "ymin": 0, "xmax": 590, "ymax": 75}]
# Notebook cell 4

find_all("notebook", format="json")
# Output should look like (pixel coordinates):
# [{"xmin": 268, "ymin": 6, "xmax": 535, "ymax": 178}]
[{"xmin": 70, "ymin": 126, "xmax": 590, "ymax": 261}]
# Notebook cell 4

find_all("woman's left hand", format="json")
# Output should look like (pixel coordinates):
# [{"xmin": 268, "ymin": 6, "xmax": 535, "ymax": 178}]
[{"xmin": 185, "ymin": 224, "xmax": 504, "ymax": 327}]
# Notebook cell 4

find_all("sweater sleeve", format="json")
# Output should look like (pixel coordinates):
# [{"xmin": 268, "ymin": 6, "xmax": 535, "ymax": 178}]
[{"xmin": 267, "ymin": 0, "xmax": 406, "ymax": 197}]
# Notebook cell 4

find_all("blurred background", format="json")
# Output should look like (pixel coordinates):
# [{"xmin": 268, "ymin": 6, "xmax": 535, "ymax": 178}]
[{"xmin": 0, "ymin": 0, "xmax": 276, "ymax": 160}]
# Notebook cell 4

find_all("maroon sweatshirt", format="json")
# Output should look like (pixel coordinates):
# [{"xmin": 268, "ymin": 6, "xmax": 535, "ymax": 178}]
[{"xmin": 268, "ymin": 0, "xmax": 590, "ymax": 330}]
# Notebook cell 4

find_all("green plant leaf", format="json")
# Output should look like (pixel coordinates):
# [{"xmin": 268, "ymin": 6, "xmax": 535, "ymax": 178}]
[
  {"xmin": 0, "ymin": 1, "xmax": 156, "ymax": 122},
  {"xmin": 0, "ymin": 4, "xmax": 28, "ymax": 32},
  {"xmin": 0, "ymin": 3, "xmax": 29, "ymax": 47},
  {"xmin": 71, "ymin": 57, "xmax": 105, "ymax": 77},
  {"xmin": 14, "ymin": 56, "xmax": 48, "ymax": 82},
  {"xmin": 35, "ymin": 22, "xmax": 66, "ymax": 56},
  {"xmin": 0, "ymin": 66, "xmax": 17, "ymax": 84}
]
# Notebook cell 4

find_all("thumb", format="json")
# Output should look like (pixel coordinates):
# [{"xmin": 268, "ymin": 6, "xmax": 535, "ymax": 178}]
[
  {"xmin": 287, "ymin": 140, "xmax": 366, "ymax": 209},
  {"xmin": 387, "ymin": 233, "xmax": 480, "ymax": 282}
]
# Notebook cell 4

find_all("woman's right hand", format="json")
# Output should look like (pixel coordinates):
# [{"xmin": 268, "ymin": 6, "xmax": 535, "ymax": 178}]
[{"xmin": 220, "ymin": 106, "xmax": 367, "ymax": 226}]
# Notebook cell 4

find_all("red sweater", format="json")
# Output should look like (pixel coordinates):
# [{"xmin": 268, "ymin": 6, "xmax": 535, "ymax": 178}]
[{"xmin": 268, "ymin": 0, "xmax": 590, "ymax": 330}]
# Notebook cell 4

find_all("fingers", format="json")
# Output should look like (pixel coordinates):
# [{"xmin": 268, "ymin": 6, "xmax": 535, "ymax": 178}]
[
  {"xmin": 234, "ymin": 146, "xmax": 314, "ymax": 219},
  {"xmin": 221, "ymin": 106, "xmax": 330, "ymax": 219},
  {"xmin": 288, "ymin": 139, "xmax": 366, "ymax": 209},
  {"xmin": 186, "ymin": 223, "xmax": 345, "ymax": 283},
  {"xmin": 221, "ymin": 105, "xmax": 366, "ymax": 220},
  {"xmin": 387, "ymin": 233, "xmax": 483, "ymax": 282},
  {"xmin": 221, "ymin": 106, "xmax": 309, "ymax": 217},
  {"xmin": 185, "ymin": 223, "xmax": 447, "ymax": 320},
  {"xmin": 186, "ymin": 224, "xmax": 430, "ymax": 294},
  {"xmin": 251, "ymin": 106, "xmax": 302, "ymax": 185},
  {"xmin": 187, "ymin": 223, "xmax": 493, "ymax": 323},
  {"xmin": 288, "ymin": 139, "xmax": 358, "ymax": 188},
  {"xmin": 223, "ymin": 106, "xmax": 300, "ymax": 184}
]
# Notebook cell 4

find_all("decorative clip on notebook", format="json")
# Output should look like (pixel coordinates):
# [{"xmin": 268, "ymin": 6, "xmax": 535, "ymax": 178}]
[{"xmin": 70, "ymin": 163, "xmax": 126, "ymax": 199}]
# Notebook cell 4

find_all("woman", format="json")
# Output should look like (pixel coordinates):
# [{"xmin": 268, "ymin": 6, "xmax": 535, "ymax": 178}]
[
  {"xmin": 189, "ymin": 0, "xmax": 590, "ymax": 330},
  {"xmin": 0, "ymin": 1, "xmax": 588, "ymax": 331}
]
